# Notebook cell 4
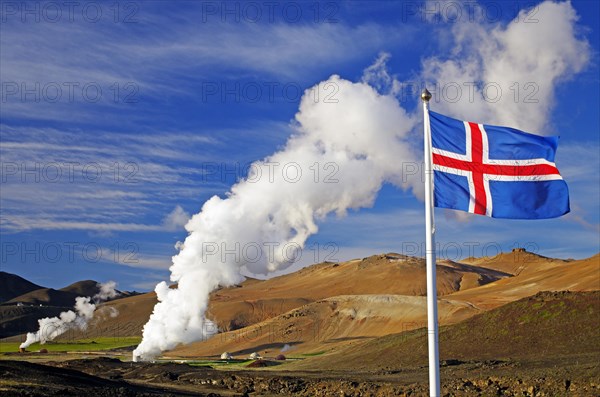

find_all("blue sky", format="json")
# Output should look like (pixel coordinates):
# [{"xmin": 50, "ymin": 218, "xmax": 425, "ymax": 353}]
[{"xmin": 1, "ymin": 0, "xmax": 598, "ymax": 291}]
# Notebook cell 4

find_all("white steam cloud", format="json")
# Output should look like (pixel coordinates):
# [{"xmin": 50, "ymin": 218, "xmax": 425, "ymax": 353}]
[
  {"xmin": 95, "ymin": 280, "xmax": 119, "ymax": 301},
  {"xmin": 20, "ymin": 281, "xmax": 119, "ymax": 349},
  {"xmin": 133, "ymin": 1, "xmax": 589, "ymax": 361},
  {"xmin": 133, "ymin": 76, "xmax": 418, "ymax": 361},
  {"xmin": 280, "ymin": 344, "xmax": 293, "ymax": 353}
]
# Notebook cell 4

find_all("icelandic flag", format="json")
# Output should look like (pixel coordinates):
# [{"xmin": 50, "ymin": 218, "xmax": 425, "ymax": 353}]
[{"xmin": 429, "ymin": 110, "xmax": 570, "ymax": 219}]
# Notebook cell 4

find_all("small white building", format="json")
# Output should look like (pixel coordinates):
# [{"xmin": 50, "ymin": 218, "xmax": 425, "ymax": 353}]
[
  {"xmin": 220, "ymin": 352, "xmax": 233, "ymax": 360},
  {"xmin": 249, "ymin": 352, "xmax": 262, "ymax": 360}
]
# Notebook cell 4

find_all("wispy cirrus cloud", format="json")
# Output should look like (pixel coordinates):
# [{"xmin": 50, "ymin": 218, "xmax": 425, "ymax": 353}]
[
  {"xmin": 0, "ymin": 121, "xmax": 291, "ymax": 234},
  {"xmin": 0, "ymin": 6, "xmax": 415, "ymax": 123}
]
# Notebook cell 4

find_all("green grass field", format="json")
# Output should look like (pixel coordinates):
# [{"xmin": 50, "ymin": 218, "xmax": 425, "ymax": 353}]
[
  {"xmin": 188, "ymin": 359, "xmax": 254, "ymax": 368},
  {"xmin": 300, "ymin": 350, "xmax": 326, "ymax": 357},
  {"xmin": 0, "ymin": 337, "xmax": 141, "ymax": 354}
]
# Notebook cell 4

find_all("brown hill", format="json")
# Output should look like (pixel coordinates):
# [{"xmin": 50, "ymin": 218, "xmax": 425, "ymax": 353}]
[
  {"xmin": 288, "ymin": 290, "xmax": 600, "ymax": 371},
  {"xmin": 168, "ymin": 294, "xmax": 481, "ymax": 358},
  {"xmin": 58, "ymin": 280, "xmax": 133, "ymax": 301},
  {"xmin": 6, "ymin": 250, "xmax": 597, "ymax": 356},
  {"xmin": 435, "ymin": 259, "xmax": 511, "ymax": 290},
  {"xmin": 59, "ymin": 280, "xmax": 101, "ymax": 298},
  {"xmin": 460, "ymin": 249, "xmax": 570, "ymax": 276},
  {"xmin": 168, "ymin": 252, "xmax": 598, "ymax": 359},
  {"xmin": 1, "ymin": 288, "xmax": 82, "ymax": 339},
  {"xmin": 61, "ymin": 253, "xmax": 506, "ymax": 339},
  {"xmin": 76, "ymin": 289, "xmax": 160, "ymax": 338},
  {"xmin": 6, "ymin": 288, "xmax": 80, "ymax": 307},
  {"xmin": 5, "ymin": 279, "xmax": 108, "ymax": 307},
  {"xmin": 0, "ymin": 272, "xmax": 43, "ymax": 303},
  {"xmin": 446, "ymin": 253, "xmax": 599, "ymax": 309},
  {"xmin": 0, "ymin": 275, "xmax": 97, "ymax": 339},
  {"xmin": 206, "ymin": 253, "xmax": 508, "ymax": 331},
  {"xmin": 54, "ymin": 251, "xmax": 596, "ymax": 345}
]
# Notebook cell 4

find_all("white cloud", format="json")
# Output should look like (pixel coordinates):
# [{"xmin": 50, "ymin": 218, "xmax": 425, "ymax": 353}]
[
  {"xmin": 556, "ymin": 142, "xmax": 600, "ymax": 233},
  {"xmin": 0, "ymin": 218, "xmax": 163, "ymax": 233},
  {"xmin": 114, "ymin": 253, "xmax": 173, "ymax": 270},
  {"xmin": 420, "ymin": 1, "xmax": 590, "ymax": 133},
  {"xmin": 0, "ymin": 123, "xmax": 286, "ymax": 234},
  {"xmin": 362, "ymin": 52, "xmax": 402, "ymax": 95},
  {"xmin": 131, "ymin": 280, "xmax": 168, "ymax": 291},
  {"xmin": 0, "ymin": 10, "xmax": 414, "ymax": 122},
  {"xmin": 162, "ymin": 206, "xmax": 191, "ymax": 231}
]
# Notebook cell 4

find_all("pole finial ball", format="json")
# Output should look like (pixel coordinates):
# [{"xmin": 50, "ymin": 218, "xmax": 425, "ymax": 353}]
[{"xmin": 421, "ymin": 88, "xmax": 432, "ymax": 102}]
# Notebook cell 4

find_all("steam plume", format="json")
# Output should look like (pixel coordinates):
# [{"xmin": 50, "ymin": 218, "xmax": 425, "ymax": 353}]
[
  {"xmin": 280, "ymin": 344, "xmax": 293, "ymax": 353},
  {"xmin": 133, "ymin": 1, "xmax": 589, "ymax": 362},
  {"xmin": 20, "ymin": 281, "xmax": 119, "ymax": 349},
  {"xmin": 94, "ymin": 280, "xmax": 119, "ymax": 301},
  {"xmin": 133, "ymin": 76, "xmax": 418, "ymax": 361}
]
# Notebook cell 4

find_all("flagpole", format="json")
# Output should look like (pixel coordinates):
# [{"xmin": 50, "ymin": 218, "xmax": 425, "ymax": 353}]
[{"xmin": 421, "ymin": 88, "xmax": 440, "ymax": 397}]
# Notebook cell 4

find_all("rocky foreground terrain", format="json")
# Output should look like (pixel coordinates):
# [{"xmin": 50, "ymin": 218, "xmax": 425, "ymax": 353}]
[{"xmin": 1, "ymin": 353, "xmax": 598, "ymax": 397}]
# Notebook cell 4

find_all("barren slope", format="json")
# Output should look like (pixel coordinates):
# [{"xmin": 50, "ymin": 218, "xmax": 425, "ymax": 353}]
[
  {"xmin": 169, "ymin": 252, "xmax": 598, "ymax": 359},
  {"xmin": 168, "ymin": 294, "xmax": 480, "ymax": 358},
  {"xmin": 460, "ymin": 250, "xmax": 573, "ymax": 276},
  {"xmin": 288, "ymin": 290, "xmax": 600, "ymax": 371},
  {"xmin": 446, "ymin": 253, "xmax": 599, "ymax": 309},
  {"xmin": 207, "ymin": 253, "xmax": 509, "ymax": 331},
  {"xmin": 0, "ymin": 272, "xmax": 43, "ymax": 303},
  {"xmin": 5, "ymin": 288, "xmax": 81, "ymax": 307},
  {"xmin": 59, "ymin": 280, "xmax": 100, "ymax": 296},
  {"xmin": 57, "ymin": 253, "xmax": 505, "ymax": 339}
]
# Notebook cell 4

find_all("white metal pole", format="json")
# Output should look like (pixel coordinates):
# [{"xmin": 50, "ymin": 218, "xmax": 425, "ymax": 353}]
[{"xmin": 421, "ymin": 88, "xmax": 440, "ymax": 397}]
